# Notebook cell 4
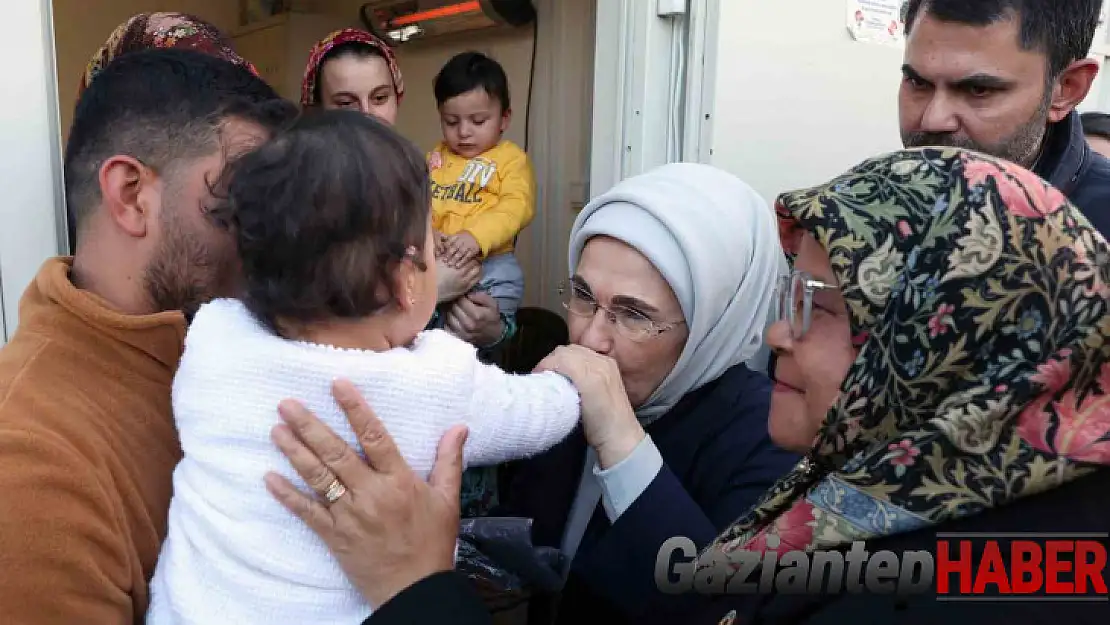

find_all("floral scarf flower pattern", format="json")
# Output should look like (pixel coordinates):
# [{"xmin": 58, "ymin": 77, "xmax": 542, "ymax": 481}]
[
  {"xmin": 300, "ymin": 29, "xmax": 404, "ymax": 108},
  {"xmin": 79, "ymin": 13, "xmax": 259, "ymax": 98},
  {"xmin": 703, "ymin": 148, "xmax": 1110, "ymax": 567}
]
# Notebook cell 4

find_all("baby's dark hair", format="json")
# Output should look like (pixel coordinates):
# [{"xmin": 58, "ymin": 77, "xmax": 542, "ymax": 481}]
[
  {"xmin": 433, "ymin": 51, "xmax": 510, "ymax": 111},
  {"xmin": 314, "ymin": 41, "xmax": 386, "ymax": 103},
  {"xmin": 213, "ymin": 108, "xmax": 430, "ymax": 333}
]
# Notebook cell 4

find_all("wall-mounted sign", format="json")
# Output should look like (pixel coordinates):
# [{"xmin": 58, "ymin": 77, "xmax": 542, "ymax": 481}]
[{"xmin": 847, "ymin": 0, "xmax": 906, "ymax": 47}]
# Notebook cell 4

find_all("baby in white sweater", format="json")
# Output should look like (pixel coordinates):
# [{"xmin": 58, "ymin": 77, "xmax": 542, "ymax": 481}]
[{"xmin": 146, "ymin": 109, "xmax": 580, "ymax": 624}]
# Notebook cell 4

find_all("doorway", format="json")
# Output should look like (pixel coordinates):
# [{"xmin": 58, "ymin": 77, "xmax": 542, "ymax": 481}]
[{"xmin": 48, "ymin": 0, "xmax": 597, "ymax": 314}]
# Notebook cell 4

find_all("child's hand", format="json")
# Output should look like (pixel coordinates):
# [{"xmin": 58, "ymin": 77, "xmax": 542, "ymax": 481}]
[
  {"xmin": 444, "ymin": 232, "xmax": 480, "ymax": 267},
  {"xmin": 434, "ymin": 230, "xmax": 449, "ymax": 257}
]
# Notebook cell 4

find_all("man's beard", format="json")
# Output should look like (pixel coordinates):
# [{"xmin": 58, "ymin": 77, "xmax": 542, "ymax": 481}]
[
  {"xmin": 143, "ymin": 203, "xmax": 233, "ymax": 320},
  {"xmin": 902, "ymin": 97, "xmax": 1051, "ymax": 170}
]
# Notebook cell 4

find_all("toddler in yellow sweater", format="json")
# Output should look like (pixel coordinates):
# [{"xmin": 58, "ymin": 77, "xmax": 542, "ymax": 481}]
[{"xmin": 428, "ymin": 51, "xmax": 534, "ymax": 319}]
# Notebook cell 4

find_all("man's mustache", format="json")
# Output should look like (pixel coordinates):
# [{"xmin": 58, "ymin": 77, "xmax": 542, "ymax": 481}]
[{"xmin": 903, "ymin": 132, "xmax": 978, "ymax": 150}]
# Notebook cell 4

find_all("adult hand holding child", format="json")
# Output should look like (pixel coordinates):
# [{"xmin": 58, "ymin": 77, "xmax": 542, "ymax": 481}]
[{"xmin": 444, "ymin": 291, "xmax": 504, "ymax": 347}]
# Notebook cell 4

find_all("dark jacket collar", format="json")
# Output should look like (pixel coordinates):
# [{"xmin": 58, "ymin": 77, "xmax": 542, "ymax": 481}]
[{"xmin": 1034, "ymin": 110, "xmax": 1090, "ymax": 196}]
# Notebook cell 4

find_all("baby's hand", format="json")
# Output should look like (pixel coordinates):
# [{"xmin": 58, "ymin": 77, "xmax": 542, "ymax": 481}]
[
  {"xmin": 445, "ymin": 232, "xmax": 480, "ymax": 268},
  {"xmin": 434, "ymin": 230, "xmax": 449, "ymax": 257}
]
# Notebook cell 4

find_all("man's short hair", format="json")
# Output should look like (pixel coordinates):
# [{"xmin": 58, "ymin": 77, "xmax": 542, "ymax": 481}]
[
  {"xmin": 902, "ymin": 0, "xmax": 1101, "ymax": 79},
  {"xmin": 64, "ymin": 48, "xmax": 297, "ymax": 231},
  {"xmin": 1082, "ymin": 111, "xmax": 1110, "ymax": 140},
  {"xmin": 433, "ymin": 51, "xmax": 511, "ymax": 111}
]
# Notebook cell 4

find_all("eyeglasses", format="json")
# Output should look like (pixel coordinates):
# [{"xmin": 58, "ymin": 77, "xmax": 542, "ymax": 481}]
[
  {"xmin": 558, "ymin": 281, "xmax": 685, "ymax": 342},
  {"xmin": 776, "ymin": 271, "xmax": 837, "ymax": 339}
]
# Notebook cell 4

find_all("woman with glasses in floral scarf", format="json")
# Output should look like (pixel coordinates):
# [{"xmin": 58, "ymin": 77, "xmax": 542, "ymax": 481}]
[{"xmin": 687, "ymin": 147, "xmax": 1110, "ymax": 624}]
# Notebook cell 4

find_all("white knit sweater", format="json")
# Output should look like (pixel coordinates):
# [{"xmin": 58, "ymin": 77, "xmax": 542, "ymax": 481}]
[{"xmin": 146, "ymin": 298, "xmax": 580, "ymax": 625}]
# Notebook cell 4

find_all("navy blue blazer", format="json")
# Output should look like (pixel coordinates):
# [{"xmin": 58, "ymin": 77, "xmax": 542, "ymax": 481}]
[{"xmin": 495, "ymin": 363, "xmax": 800, "ymax": 624}]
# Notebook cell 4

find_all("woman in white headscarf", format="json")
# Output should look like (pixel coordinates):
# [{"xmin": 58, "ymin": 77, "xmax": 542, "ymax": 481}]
[{"xmin": 496, "ymin": 162, "xmax": 799, "ymax": 624}]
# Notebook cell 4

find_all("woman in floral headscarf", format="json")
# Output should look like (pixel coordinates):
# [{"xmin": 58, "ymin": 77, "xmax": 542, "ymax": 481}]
[
  {"xmin": 79, "ymin": 12, "xmax": 258, "ymax": 98},
  {"xmin": 301, "ymin": 29, "xmax": 404, "ymax": 124},
  {"xmin": 691, "ymin": 147, "xmax": 1110, "ymax": 624}
]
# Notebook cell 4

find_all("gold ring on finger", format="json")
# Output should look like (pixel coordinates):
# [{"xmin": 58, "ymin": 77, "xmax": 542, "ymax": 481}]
[{"xmin": 323, "ymin": 477, "xmax": 348, "ymax": 505}]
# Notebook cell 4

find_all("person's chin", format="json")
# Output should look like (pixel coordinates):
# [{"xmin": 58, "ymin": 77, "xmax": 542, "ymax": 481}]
[{"xmin": 768, "ymin": 391, "xmax": 814, "ymax": 453}]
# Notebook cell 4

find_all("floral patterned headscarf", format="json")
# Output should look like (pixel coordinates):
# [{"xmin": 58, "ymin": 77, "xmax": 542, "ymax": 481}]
[
  {"xmin": 79, "ymin": 13, "xmax": 259, "ymax": 98},
  {"xmin": 704, "ymin": 147, "xmax": 1110, "ymax": 562},
  {"xmin": 300, "ymin": 29, "xmax": 404, "ymax": 108}
]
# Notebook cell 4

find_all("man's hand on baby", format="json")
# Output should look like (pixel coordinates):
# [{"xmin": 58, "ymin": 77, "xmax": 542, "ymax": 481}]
[{"xmin": 444, "ymin": 232, "xmax": 480, "ymax": 267}]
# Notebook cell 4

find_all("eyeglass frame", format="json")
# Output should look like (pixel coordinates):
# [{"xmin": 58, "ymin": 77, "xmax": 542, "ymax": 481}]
[
  {"xmin": 557, "ymin": 280, "xmax": 685, "ymax": 342},
  {"xmin": 776, "ymin": 271, "xmax": 837, "ymax": 339}
]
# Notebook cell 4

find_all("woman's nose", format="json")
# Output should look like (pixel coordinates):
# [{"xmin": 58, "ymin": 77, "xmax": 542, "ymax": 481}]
[
  {"xmin": 765, "ymin": 320, "xmax": 794, "ymax": 354},
  {"xmin": 575, "ymin": 309, "xmax": 614, "ymax": 355}
]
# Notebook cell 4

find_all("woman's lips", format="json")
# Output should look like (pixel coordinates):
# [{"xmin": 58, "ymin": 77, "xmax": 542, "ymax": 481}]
[{"xmin": 773, "ymin": 380, "xmax": 801, "ymax": 393}]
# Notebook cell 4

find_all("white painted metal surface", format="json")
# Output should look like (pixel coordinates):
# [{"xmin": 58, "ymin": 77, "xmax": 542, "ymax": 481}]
[
  {"xmin": 589, "ymin": 0, "xmax": 698, "ymax": 197},
  {"xmin": 0, "ymin": 0, "xmax": 65, "ymax": 344}
]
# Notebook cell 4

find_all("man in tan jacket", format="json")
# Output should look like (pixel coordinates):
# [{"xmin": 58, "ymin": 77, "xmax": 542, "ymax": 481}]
[{"xmin": 0, "ymin": 49, "xmax": 294, "ymax": 624}]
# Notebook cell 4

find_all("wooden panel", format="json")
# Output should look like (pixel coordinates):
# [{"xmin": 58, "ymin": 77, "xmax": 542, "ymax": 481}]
[
  {"xmin": 52, "ymin": 0, "xmax": 242, "ymax": 140},
  {"xmin": 283, "ymin": 12, "xmax": 360, "ymax": 101},
  {"xmin": 233, "ymin": 18, "xmax": 289, "ymax": 91}
]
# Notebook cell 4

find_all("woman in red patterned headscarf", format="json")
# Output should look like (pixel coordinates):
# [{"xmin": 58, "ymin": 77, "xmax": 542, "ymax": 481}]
[
  {"xmin": 301, "ymin": 29, "xmax": 404, "ymax": 125},
  {"xmin": 79, "ymin": 12, "xmax": 259, "ymax": 99}
]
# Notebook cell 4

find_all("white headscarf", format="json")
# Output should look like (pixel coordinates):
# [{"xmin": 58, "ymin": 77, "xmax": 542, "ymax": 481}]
[
  {"xmin": 555, "ymin": 163, "xmax": 787, "ymax": 574},
  {"xmin": 568, "ymin": 162, "xmax": 787, "ymax": 425}
]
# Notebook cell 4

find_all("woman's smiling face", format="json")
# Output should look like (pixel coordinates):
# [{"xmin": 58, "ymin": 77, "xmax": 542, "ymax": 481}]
[{"xmin": 765, "ymin": 233, "xmax": 858, "ymax": 453}]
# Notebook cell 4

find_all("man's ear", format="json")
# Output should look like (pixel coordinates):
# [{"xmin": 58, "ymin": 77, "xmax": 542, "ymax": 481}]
[
  {"xmin": 1048, "ymin": 58, "xmax": 1100, "ymax": 124},
  {"xmin": 97, "ymin": 155, "xmax": 154, "ymax": 238}
]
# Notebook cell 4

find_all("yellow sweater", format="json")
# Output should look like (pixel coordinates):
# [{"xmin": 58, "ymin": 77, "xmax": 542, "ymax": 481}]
[{"xmin": 428, "ymin": 140, "xmax": 535, "ymax": 258}]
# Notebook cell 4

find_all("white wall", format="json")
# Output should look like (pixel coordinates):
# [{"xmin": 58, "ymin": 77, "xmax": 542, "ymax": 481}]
[
  {"xmin": 1079, "ymin": 1, "xmax": 1110, "ymax": 113},
  {"xmin": 706, "ymin": 0, "xmax": 904, "ymax": 203},
  {"xmin": 0, "ymin": 0, "xmax": 65, "ymax": 343}
]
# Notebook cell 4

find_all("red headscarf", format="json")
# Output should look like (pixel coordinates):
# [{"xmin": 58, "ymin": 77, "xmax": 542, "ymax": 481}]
[
  {"xmin": 79, "ymin": 12, "xmax": 259, "ymax": 98},
  {"xmin": 300, "ymin": 29, "xmax": 404, "ymax": 108}
]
